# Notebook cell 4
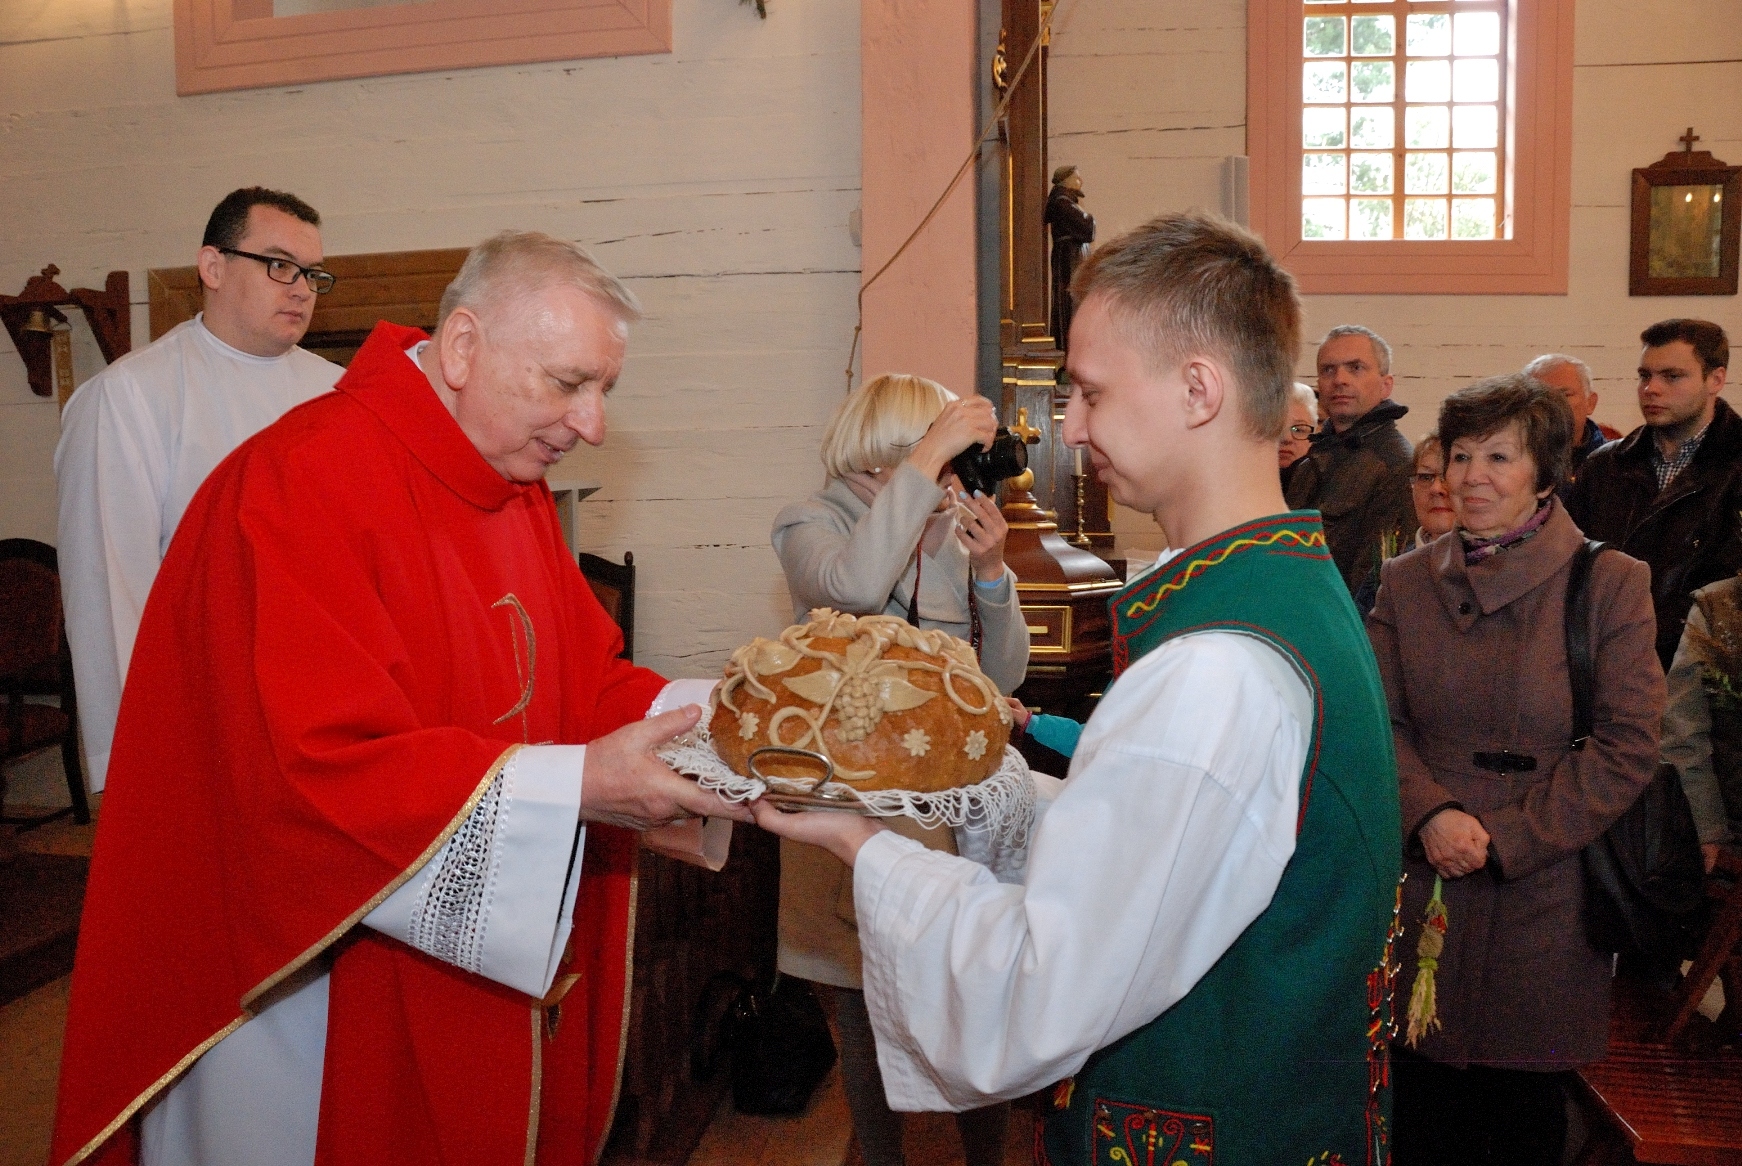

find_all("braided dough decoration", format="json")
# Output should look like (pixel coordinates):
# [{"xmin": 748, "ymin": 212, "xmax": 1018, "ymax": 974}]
[{"xmin": 709, "ymin": 608, "xmax": 1013, "ymax": 792}]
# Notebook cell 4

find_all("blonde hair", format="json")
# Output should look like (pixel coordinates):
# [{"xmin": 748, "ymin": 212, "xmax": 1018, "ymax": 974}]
[{"xmin": 819, "ymin": 374, "xmax": 957, "ymax": 479}]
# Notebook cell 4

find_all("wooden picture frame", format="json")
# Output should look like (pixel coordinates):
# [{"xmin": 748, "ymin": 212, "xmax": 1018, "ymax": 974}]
[
  {"xmin": 174, "ymin": 0, "xmax": 672, "ymax": 96},
  {"xmin": 149, "ymin": 247, "xmax": 469, "ymax": 365},
  {"xmin": 1629, "ymin": 140, "xmax": 1741, "ymax": 297}
]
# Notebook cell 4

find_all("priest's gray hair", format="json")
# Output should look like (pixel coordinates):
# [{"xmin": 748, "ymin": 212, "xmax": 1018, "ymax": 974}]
[{"xmin": 438, "ymin": 230, "xmax": 641, "ymax": 332}]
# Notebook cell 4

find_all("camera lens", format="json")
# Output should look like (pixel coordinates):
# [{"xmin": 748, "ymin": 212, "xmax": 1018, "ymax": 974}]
[{"xmin": 950, "ymin": 427, "xmax": 1029, "ymax": 495}]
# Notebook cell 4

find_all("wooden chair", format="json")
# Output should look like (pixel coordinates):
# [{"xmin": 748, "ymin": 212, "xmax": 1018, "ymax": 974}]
[
  {"xmin": 579, "ymin": 551, "xmax": 635, "ymax": 663},
  {"xmin": 1664, "ymin": 849, "xmax": 1742, "ymax": 1046},
  {"xmin": 0, "ymin": 539, "xmax": 90, "ymax": 829}
]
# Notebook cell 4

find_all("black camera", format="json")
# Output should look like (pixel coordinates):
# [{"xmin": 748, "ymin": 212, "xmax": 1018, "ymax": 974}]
[{"xmin": 950, "ymin": 427, "xmax": 1029, "ymax": 496}]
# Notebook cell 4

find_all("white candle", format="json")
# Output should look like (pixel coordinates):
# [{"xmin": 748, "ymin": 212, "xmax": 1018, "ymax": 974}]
[{"xmin": 1073, "ymin": 447, "xmax": 1084, "ymax": 477}]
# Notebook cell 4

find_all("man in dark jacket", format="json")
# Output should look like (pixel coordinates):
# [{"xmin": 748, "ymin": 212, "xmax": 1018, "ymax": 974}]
[
  {"xmin": 1285, "ymin": 324, "xmax": 1415, "ymax": 591},
  {"xmin": 1566, "ymin": 319, "xmax": 1737, "ymax": 669}
]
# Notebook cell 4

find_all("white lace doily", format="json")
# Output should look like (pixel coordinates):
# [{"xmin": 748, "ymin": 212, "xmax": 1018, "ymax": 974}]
[{"xmin": 659, "ymin": 728, "xmax": 1035, "ymax": 846}]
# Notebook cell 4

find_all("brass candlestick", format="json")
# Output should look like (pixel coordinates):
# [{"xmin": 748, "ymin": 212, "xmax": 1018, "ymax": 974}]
[{"xmin": 1071, "ymin": 469, "xmax": 1091, "ymax": 546}]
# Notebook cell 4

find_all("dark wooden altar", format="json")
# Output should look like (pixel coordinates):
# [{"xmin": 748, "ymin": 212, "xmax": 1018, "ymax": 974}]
[{"xmin": 991, "ymin": 0, "xmax": 1124, "ymax": 721}]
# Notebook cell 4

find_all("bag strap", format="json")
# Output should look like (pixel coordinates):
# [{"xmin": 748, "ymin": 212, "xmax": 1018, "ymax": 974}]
[
  {"xmin": 1564, "ymin": 538, "xmax": 1609, "ymax": 751},
  {"xmin": 905, "ymin": 545, "xmax": 985, "ymax": 659}
]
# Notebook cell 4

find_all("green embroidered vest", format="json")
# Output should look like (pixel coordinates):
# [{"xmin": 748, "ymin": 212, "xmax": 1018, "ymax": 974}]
[{"xmin": 1041, "ymin": 513, "xmax": 1403, "ymax": 1166}]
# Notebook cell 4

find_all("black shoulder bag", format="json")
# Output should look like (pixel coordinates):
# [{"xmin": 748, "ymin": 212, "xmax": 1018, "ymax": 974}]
[{"xmin": 1567, "ymin": 540, "xmax": 1705, "ymax": 957}]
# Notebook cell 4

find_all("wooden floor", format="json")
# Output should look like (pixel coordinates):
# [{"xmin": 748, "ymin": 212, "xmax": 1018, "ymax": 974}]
[
  {"xmin": 0, "ymin": 811, "xmax": 96, "ymax": 1166},
  {"xmin": 1, "ymin": 975, "xmax": 1031, "ymax": 1166},
  {"xmin": 0, "ymin": 805, "xmax": 1036, "ymax": 1166}
]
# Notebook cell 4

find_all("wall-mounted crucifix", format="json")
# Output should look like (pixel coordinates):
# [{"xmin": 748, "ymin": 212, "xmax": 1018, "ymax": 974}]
[{"xmin": 1630, "ymin": 127, "xmax": 1740, "ymax": 296}]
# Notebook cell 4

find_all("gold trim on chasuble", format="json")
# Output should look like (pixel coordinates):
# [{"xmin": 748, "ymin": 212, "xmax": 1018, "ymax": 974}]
[
  {"xmin": 526, "ymin": 1007, "xmax": 544, "ymax": 1166},
  {"xmin": 493, "ymin": 593, "xmax": 539, "ymax": 742},
  {"xmin": 597, "ymin": 864, "xmax": 641, "ymax": 1166},
  {"xmin": 64, "ymin": 746, "xmax": 523, "ymax": 1166},
  {"xmin": 489, "ymin": 590, "xmax": 634, "ymax": 1165}
]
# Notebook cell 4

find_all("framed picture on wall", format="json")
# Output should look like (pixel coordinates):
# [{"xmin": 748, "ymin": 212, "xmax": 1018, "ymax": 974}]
[
  {"xmin": 1630, "ymin": 132, "xmax": 1740, "ymax": 296},
  {"xmin": 175, "ymin": 0, "xmax": 672, "ymax": 95}
]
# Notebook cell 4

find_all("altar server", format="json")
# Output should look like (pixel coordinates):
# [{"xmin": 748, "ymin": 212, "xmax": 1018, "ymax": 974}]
[
  {"xmin": 755, "ymin": 212, "xmax": 1403, "ymax": 1166},
  {"xmin": 51, "ymin": 231, "xmax": 746, "ymax": 1166},
  {"xmin": 56, "ymin": 187, "xmax": 343, "ymax": 791}
]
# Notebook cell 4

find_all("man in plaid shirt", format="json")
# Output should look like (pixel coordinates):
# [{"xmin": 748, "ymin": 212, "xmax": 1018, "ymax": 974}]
[{"xmin": 1567, "ymin": 319, "xmax": 1736, "ymax": 670}]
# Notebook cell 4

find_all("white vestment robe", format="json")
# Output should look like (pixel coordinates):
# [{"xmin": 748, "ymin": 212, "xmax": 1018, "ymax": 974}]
[
  {"xmin": 857, "ymin": 608, "xmax": 1311, "ymax": 1112},
  {"xmin": 55, "ymin": 314, "xmax": 341, "ymax": 789}
]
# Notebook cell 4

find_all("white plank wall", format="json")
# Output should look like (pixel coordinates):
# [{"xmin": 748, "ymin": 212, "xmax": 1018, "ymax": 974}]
[
  {"xmin": 1048, "ymin": 0, "xmax": 1742, "ymax": 553},
  {"xmin": 0, "ymin": 0, "xmax": 862, "ymax": 697}
]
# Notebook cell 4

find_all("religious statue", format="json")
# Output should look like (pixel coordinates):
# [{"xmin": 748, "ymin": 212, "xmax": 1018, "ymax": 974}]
[{"xmin": 1045, "ymin": 165, "xmax": 1095, "ymax": 349}]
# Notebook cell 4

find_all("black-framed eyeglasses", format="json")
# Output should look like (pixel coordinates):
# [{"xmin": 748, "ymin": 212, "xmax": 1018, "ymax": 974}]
[
  {"xmin": 1412, "ymin": 471, "xmax": 1445, "ymax": 486},
  {"xmin": 220, "ymin": 248, "xmax": 337, "ymax": 294},
  {"xmin": 1288, "ymin": 424, "xmax": 1315, "ymax": 439}
]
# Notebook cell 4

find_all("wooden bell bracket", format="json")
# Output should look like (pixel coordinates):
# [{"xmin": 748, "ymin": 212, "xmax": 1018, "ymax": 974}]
[{"xmin": 0, "ymin": 266, "xmax": 131, "ymax": 397}]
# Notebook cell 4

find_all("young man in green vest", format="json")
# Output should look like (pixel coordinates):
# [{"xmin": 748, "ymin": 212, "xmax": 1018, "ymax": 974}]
[{"xmin": 752, "ymin": 211, "xmax": 1403, "ymax": 1166}]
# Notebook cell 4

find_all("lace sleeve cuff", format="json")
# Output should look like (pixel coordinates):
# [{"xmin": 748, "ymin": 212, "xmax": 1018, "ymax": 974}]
[{"xmin": 365, "ymin": 745, "xmax": 586, "ymax": 998}]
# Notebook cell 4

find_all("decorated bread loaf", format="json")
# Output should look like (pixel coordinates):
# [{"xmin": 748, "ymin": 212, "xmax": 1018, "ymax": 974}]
[{"xmin": 709, "ymin": 609, "xmax": 1012, "ymax": 793}]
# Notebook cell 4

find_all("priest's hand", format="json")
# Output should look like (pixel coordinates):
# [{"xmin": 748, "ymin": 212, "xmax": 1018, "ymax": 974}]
[
  {"xmin": 749, "ymin": 797, "xmax": 885, "ymax": 867},
  {"xmin": 581, "ymin": 706, "xmax": 753, "ymax": 829}
]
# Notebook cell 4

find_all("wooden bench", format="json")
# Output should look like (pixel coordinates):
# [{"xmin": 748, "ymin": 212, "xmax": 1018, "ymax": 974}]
[{"xmin": 1574, "ymin": 977, "xmax": 1742, "ymax": 1165}]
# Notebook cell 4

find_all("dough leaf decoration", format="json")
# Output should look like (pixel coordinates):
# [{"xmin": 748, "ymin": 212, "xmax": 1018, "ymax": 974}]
[
  {"xmin": 868, "ymin": 667, "xmax": 937, "ymax": 713},
  {"xmin": 753, "ymin": 641, "xmax": 801, "ymax": 676},
  {"xmin": 783, "ymin": 669, "xmax": 844, "ymax": 705}
]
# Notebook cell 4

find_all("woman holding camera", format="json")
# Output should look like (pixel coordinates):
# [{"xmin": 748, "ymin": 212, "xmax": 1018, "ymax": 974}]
[{"xmin": 770, "ymin": 373, "xmax": 1027, "ymax": 1166}]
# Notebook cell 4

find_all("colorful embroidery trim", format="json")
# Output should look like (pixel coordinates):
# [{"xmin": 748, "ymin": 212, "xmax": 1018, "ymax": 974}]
[
  {"xmin": 1091, "ymin": 1099, "xmax": 1215, "ymax": 1166},
  {"xmin": 1122, "ymin": 526, "xmax": 1327, "ymax": 620}
]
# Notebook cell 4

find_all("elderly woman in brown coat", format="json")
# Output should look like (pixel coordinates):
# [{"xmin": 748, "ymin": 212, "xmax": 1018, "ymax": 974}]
[{"xmin": 1367, "ymin": 374, "xmax": 1664, "ymax": 1166}]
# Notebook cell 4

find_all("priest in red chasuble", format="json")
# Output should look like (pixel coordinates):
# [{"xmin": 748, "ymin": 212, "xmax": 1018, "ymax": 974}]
[{"xmin": 51, "ymin": 232, "xmax": 748, "ymax": 1166}]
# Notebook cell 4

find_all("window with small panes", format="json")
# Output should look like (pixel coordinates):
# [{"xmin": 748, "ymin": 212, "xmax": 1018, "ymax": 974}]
[{"xmin": 1299, "ymin": 0, "xmax": 1509, "ymax": 241}]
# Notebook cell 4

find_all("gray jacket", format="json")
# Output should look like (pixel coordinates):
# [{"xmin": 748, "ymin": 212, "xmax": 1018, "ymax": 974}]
[
  {"xmin": 770, "ymin": 461, "xmax": 1029, "ymax": 694},
  {"xmin": 769, "ymin": 460, "xmax": 1031, "ymax": 988}
]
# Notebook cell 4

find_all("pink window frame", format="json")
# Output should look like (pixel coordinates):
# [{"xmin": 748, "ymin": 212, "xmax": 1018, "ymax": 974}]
[
  {"xmin": 1247, "ymin": 0, "xmax": 1575, "ymax": 294},
  {"xmin": 174, "ymin": 0, "xmax": 672, "ymax": 96}
]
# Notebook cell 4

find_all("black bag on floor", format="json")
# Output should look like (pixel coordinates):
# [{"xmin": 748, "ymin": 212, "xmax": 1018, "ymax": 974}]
[
  {"xmin": 1565, "ymin": 541, "xmax": 1706, "ymax": 958},
  {"xmin": 692, "ymin": 971, "xmax": 836, "ymax": 1115}
]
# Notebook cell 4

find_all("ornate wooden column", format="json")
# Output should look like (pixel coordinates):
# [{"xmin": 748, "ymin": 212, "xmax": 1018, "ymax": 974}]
[{"xmin": 988, "ymin": 0, "xmax": 1121, "ymax": 720}]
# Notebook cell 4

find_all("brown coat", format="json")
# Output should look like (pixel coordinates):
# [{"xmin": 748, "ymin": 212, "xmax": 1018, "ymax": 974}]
[{"xmin": 1367, "ymin": 501, "xmax": 1664, "ymax": 1068}]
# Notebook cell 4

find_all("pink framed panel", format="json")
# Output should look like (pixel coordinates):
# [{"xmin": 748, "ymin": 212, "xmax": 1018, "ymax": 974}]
[
  {"xmin": 174, "ymin": 0, "xmax": 673, "ymax": 95},
  {"xmin": 857, "ymin": 0, "xmax": 978, "ymax": 396},
  {"xmin": 1247, "ymin": 0, "xmax": 1575, "ymax": 294}
]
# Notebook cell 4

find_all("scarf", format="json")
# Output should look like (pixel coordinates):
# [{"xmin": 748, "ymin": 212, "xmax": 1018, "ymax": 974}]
[
  {"xmin": 1459, "ymin": 499, "xmax": 1552, "ymax": 565},
  {"xmin": 840, "ymin": 469, "xmax": 956, "ymax": 557}
]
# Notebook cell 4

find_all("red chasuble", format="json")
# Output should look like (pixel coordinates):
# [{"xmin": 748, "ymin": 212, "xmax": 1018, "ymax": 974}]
[{"xmin": 51, "ymin": 322, "xmax": 668, "ymax": 1166}]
